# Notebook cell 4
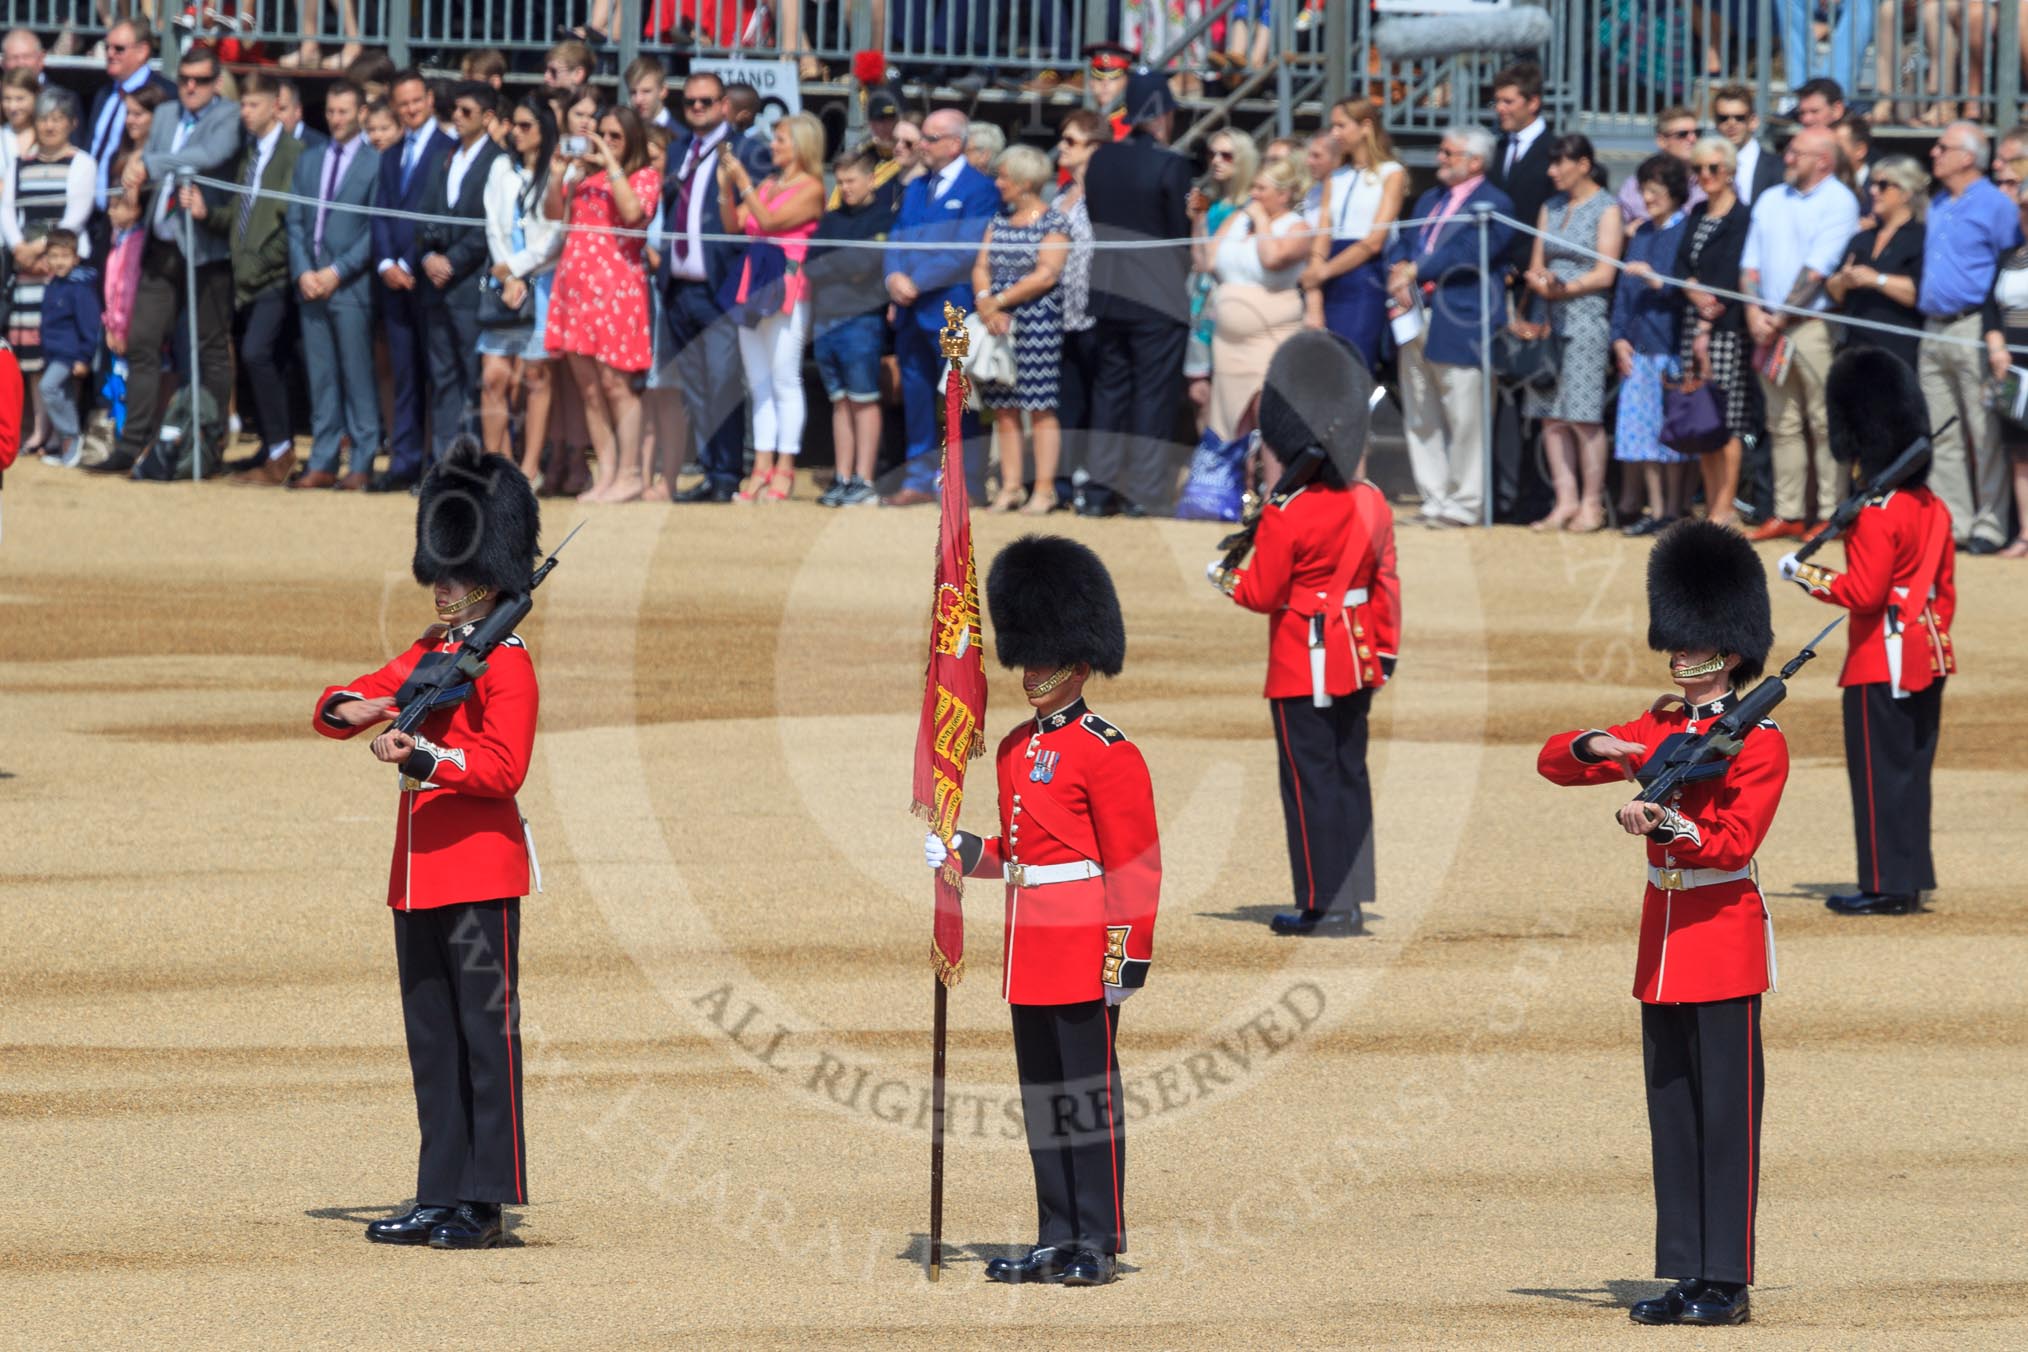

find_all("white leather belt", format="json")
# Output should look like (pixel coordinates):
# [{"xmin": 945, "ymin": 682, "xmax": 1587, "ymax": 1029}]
[
  {"xmin": 1649, "ymin": 864, "xmax": 1752, "ymax": 891},
  {"xmin": 1005, "ymin": 860, "xmax": 1103, "ymax": 888}
]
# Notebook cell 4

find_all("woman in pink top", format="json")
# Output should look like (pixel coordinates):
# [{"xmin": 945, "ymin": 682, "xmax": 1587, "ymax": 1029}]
[{"xmin": 717, "ymin": 112, "xmax": 824, "ymax": 502}]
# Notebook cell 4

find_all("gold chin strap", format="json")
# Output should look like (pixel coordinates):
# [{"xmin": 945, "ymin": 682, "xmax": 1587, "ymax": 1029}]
[
  {"xmin": 1026, "ymin": 665, "xmax": 1075, "ymax": 697},
  {"xmin": 1671, "ymin": 653, "xmax": 1728, "ymax": 679},
  {"xmin": 435, "ymin": 584, "xmax": 491, "ymax": 620}
]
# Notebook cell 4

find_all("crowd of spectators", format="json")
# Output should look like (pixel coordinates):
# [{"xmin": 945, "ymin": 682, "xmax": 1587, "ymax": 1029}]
[{"xmin": 2, "ymin": 22, "xmax": 2024, "ymax": 552}]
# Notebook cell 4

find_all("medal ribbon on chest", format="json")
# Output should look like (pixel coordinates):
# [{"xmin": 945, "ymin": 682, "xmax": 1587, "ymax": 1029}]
[{"xmin": 1030, "ymin": 748, "xmax": 1059, "ymax": 784}]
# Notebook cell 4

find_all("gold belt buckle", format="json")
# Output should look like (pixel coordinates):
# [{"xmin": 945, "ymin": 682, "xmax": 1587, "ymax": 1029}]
[
  {"xmin": 1658, "ymin": 868, "xmax": 1684, "ymax": 891},
  {"xmin": 1007, "ymin": 863, "xmax": 1027, "ymax": 889},
  {"xmin": 401, "ymin": 776, "xmax": 433, "ymax": 793}
]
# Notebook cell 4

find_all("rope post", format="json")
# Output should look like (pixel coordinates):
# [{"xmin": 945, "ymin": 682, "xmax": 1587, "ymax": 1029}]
[
  {"xmin": 1274, "ymin": 1, "xmax": 1294, "ymax": 139},
  {"xmin": 1474, "ymin": 201, "xmax": 1493, "ymax": 529},
  {"xmin": 1999, "ymin": 3, "xmax": 2022, "ymax": 128},
  {"xmin": 388, "ymin": 0, "xmax": 412, "ymax": 69},
  {"xmin": 180, "ymin": 174, "xmax": 202, "ymax": 483},
  {"xmin": 1324, "ymin": 0, "xmax": 1349, "ymax": 107},
  {"xmin": 615, "ymin": 0, "xmax": 642, "ymax": 84},
  {"xmin": 846, "ymin": 0, "xmax": 875, "ymax": 142}
]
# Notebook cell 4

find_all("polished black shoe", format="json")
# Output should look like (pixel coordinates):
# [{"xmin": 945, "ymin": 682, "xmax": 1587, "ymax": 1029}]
[
  {"xmin": 1826, "ymin": 890, "xmax": 1917, "ymax": 915},
  {"xmin": 1269, "ymin": 906, "xmax": 1364, "ymax": 936},
  {"xmin": 1120, "ymin": 501, "xmax": 1152, "ymax": 518},
  {"xmin": 1680, "ymin": 1282, "xmax": 1750, "ymax": 1325},
  {"xmin": 1622, "ymin": 513, "xmax": 1677, "ymax": 538},
  {"xmin": 428, "ymin": 1202, "xmax": 504, "ymax": 1250},
  {"xmin": 365, "ymin": 471, "xmax": 418, "ymax": 494},
  {"xmin": 1629, "ymin": 1278, "xmax": 1704, "ymax": 1325},
  {"xmin": 364, "ymin": 1204, "xmax": 456, "ymax": 1245},
  {"xmin": 1074, "ymin": 492, "xmax": 1119, "ymax": 518},
  {"xmin": 1957, "ymin": 537, "xmax": 2002, "ymax": 556},
  {"xmin": 1058, "ymin": 1249, "xmax": 1115, "ymax": 1286},
  {"xmin": 674, "ymin": 479, "xmax": 735, "ymax": 503},
  {"xmin": 84, "ymin": 449, "xmax": 138, "ymax": 476},
  {"xmin": 985, "ymin": 1245, "xmax": 1069, "ymax": 1284}
]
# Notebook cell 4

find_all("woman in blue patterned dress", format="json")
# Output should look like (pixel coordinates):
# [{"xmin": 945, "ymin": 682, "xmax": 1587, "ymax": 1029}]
[
  {"xmin": 1611, "ymin": 154, "xmax": 1693, "ymax": 537},
  {"xmin": 971, "ymin": 144, "xmax": 1070, "ymax": 514}
]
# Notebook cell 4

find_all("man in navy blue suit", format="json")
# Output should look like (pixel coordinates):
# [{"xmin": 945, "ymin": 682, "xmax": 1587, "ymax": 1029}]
[
  {"xmin": 658, "ymin": 71, "xmax": 772, "ymax": 503},
  {"xmin": 368, "ymin": 69, "xmax": 455, "ymax": 493},
  {"xmin": 1081, "ymin": 70, "xmax": 1194, "ymax": 517},
  {"xmin": 1384, "ymin": 126, "xmax": 1514, "ymax": 529},
  {"xmin": 880, "ymin": 108, "xmax": 1000, "ymax": 506}
]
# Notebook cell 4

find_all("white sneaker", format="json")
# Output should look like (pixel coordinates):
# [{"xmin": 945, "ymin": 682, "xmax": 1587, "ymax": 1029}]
[{"xmin": 59, "ymin": 440, "xmax": 83, "ymax": 468}]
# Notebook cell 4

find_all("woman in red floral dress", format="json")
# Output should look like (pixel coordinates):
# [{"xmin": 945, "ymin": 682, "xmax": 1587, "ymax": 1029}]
[{"xmin": 544, "ymin": 101, "xmax": 659, "ymax": 503}]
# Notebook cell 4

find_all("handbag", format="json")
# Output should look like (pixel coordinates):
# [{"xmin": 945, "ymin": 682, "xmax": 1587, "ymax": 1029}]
[
  {"xmin": 476, "ymin": 192, "xmax": 533, "ymax": 330},
  {"xmin": 1660, "ymin": 376, "xmax": 1730, "ymax": 455},
  {"xmin": 476, "ymin": 276, "xmax": 530, "ymax": 329},
  {"xmin": 961, "ymin": 309, "xmax": 1018, "ymax": 406},
  {"xmin": 1494, "ymin": 296, "xmax": 1564, "ymax": 394}
]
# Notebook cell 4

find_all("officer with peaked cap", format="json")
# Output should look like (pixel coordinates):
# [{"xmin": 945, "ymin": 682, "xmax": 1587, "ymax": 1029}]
[
  {"xmin": 1537, "ymin": 520, "xmax": 1787, "ymax": 1327},
  {"xmin": 923, "ymin": 535, "xmax": 1161, "ymax": 1287},
  {"xmin": 1780, "ymin": 347, "xmax": 1956, "ymax": 915},
  {"xmin": 1210, "ymin": 332, "xmax": 1400, "ymax": 935},
  {"xmin": 312, "ymin": 437, "xmax": 542, "ymax": 1251}
]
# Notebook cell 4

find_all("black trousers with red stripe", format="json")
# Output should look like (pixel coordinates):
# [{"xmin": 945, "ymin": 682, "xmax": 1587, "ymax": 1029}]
[
  {"xmin": 1843, "ymin": 679, "xmax": 1943, "ymax": 896},
  {"xmin": 1009, "ymin": 999, "xmax": 1125, "ymax": 1255},
  {"xmin": 1271, "ymin": 690, "xmax": 1376, "ymax": 913},
  {"xmin": 1642, "ymin": 995, "xmax": 1763, "ymax": 1285},
  {"xmin": 392, "ymin": 898, "xmax": 528, "ymax": 1207}
]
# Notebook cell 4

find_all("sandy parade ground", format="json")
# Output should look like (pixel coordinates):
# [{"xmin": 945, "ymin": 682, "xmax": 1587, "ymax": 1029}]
[{"xmin": 2, "ymin": 455, "xmax": 2025, "ymax": 1350}]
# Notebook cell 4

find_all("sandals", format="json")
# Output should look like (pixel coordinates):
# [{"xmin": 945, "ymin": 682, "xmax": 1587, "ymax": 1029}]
[
  {"xmin": 989, "ymin": 487, "xmax": 1026, "ymax": 513},
  {"xmin": 1997, "ymin": 537, "xmax": 2028, "ymax": 559},
  {"xmin": 1019, "ymin": 491, "xmax": 1058, "ymax": 516},
  {"xmin": 762, "ymin": 468, "xmax": 794, "ymax": 502}
]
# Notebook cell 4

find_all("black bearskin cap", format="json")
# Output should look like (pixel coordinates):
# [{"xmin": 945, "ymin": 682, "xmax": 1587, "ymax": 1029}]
[
  {"xmin": 986, "ymin": 535, "xmax": 1127, "ymax": 676},
  {"xmin": 1257, "ymin": 329, "xmax": 1375, "ymax": 482},
  {"xmin": 1646, "ymin": 519, "xmax": 1774, "ymax": 686},
  {"xmin": 412, "ymin": 437, "xmax": 542, "ymax": 595},
  {"xmin": 1827, "ymin": 345, "xmax": 1930, "ymax": 487}
]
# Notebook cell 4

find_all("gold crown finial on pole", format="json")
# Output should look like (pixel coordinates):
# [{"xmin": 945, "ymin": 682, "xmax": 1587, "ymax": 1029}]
[{"xmin": 939, "ymin": 301, "xmax": 969, "ymax": 362}]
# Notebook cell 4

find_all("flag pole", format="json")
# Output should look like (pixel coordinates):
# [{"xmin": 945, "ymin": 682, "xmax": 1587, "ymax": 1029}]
[
  {"xmin": 922, "ymin": 302, "xmax": 975, "ymax": 1284},
  {"xmin": 929, "ymin": 975, "xmax": 948, "ymax": 1281}
]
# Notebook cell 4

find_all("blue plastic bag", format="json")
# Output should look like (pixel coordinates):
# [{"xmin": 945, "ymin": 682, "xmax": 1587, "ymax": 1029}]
[{"xmin": 1174, "ymin": 427, "xmax": 1253, "ymax": 522}]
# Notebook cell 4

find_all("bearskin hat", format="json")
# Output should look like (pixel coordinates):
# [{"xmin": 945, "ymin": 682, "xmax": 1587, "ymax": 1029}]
[
  {"xmin": 986, "ymin": 534, "xmax": 1127, "ymax": 676},
  {"xmin": 412, "ymin": 436, "xmax": 542, "ymax": 595},
  {"xmin": 1826, "ymin": 344, "xmax": 1930, "ymax": 487},
  {"xmin": 1646, "ymin": 519, "xmax": 1774, "ymax": 686},
  {"xmin": 1257, "ymin": 329, "xmax": 1375, "ymax": 482}
]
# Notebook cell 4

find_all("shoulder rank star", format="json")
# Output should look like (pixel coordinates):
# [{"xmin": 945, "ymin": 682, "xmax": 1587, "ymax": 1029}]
[{"xmin": 1030, "ymin": 748, "xmax": 1059, "ymax": 784}]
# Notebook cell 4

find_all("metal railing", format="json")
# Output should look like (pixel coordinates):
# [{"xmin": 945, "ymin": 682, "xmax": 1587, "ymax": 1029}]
[{"xmin": 6, "ymin": 2, "xmax": 2021, "ymax": 137}]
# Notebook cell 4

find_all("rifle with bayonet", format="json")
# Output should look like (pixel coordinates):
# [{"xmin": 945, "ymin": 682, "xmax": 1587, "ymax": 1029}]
[{"xmin": 391, "ymin": 520, "xmax": 584, "ymax": 735}]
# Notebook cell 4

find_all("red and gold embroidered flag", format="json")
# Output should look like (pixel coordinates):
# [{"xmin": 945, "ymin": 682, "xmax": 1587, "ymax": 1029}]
[{"xmin": 912, "ymin": 305, "xmax": 986, "ymax": 987}]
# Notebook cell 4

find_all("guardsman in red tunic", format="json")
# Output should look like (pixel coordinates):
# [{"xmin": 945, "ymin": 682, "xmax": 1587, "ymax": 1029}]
[
  {"xmin": 1210, "ymin": 332, "xmax": 1399, "ymax": 934},
  {"xmin": 313, "ymin": 439, "xmax": 540, "ymax": 1251},
  {"xmin": 1538, "ymin": 520, "xmax": 1786, "ymax": 1328},
  {"xmin": 1779, "ymin": 348, "xmax": 1955, "ymax": 916},
  {"xmin": 923, "ymin": 535, "xmax": 1159, "ymax": 1287}
]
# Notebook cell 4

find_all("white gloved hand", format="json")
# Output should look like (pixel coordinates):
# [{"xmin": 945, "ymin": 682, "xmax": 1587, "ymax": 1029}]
[
  {"xmin": 924, "ymin": 831, "xmax": 948, "ymax": 870},
  {"xmin": 1205, "ymin": 560, "xmax": 1221, "ymax": 582},
  {"xmin": 1777, "ymin": 552, "xmax": 1801, "ymax": 581},
  {"xmin": 1105, "ymin": 984, "xmax": 1134, "ymax": 1006}
]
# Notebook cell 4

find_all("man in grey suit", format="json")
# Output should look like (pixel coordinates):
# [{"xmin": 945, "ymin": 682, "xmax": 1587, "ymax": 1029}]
[
  {"xmin": 90, "ymin": 43, "xmax": 242, "ymax": 477},
  {"xmin": 287, "ymin": 79, "xmax": 382, "ymax": 490}
]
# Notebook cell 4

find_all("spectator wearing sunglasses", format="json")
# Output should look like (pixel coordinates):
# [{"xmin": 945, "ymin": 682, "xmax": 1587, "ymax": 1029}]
[
  {"xmin": 1826, "ymin": 154, "xmax": 1927, "ymax": 378},
  {"xmin": 1711, "ymin": 84, "xmax": 1781, "ymax": 206},
  {"xmin": 1618, "ymin": 106, "xmax": 1705, "ymax": 226},
  {"xmin": 89, "ymin": 44, "xmax": 241, "ymax": 479}
]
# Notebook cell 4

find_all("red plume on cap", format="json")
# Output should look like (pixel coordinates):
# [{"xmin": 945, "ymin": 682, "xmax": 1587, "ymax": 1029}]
[{"xmin": 851, "ymin": 50, "xmax": 887, "ymax": 85}]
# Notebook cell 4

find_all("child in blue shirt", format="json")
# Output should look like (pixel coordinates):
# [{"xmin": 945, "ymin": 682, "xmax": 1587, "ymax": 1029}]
[{"xmin": 36, "ymin": 229, "xmax": 102, "ymax": 468}]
